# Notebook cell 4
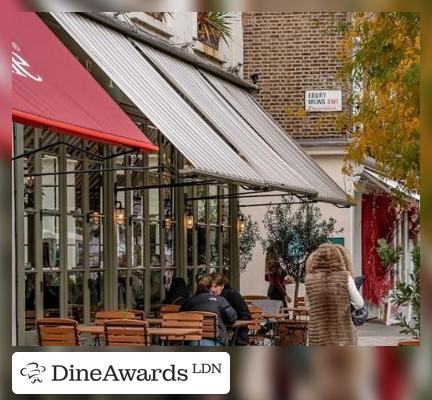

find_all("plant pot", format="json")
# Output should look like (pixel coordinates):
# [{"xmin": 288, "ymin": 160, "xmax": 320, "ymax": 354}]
[{"xmin": 397, "ymin": 339, "xmax": 420, "ymax": 346}]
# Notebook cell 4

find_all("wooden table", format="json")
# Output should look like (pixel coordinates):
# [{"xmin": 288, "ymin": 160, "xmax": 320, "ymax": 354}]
[
  {"xmin": 148, "ymin": 327, "xmax": 202, "ymax": 346},
  {"xmin": 78, "ymin": 325, "xmax": 201, "ymax": 346},
  {"xmin": 78, "ymin": 325, "xmax": 104, "ymax": 335},
  {"xmin": 228, "ymin": 320, "xmax": 251, "ymax": 328},
  {"xmin": 145, "ymin": 318, "xmax": 163, "ymax": 326},
  {"xmin": 227, "ymin": 320, "xmax": 251, "ymax": 346},
  {"xmin": 262, "ymin": 313, "xmax": 285, "ymax": 320}
]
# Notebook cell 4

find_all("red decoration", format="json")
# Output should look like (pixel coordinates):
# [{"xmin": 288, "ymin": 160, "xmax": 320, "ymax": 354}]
[{"xmin": 361, "ymin": 192, "xmax": 397, "ymax": 304}]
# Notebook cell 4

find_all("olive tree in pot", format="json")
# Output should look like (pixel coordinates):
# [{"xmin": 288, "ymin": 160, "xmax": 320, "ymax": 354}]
[{"xmin": 262, "ymin": 198, "xmax": 341, "ymax": 304}]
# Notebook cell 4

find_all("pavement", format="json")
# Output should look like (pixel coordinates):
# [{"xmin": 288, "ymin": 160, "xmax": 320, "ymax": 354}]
[{"xmin": 357, "ymin": 319, "xmax": 411, "ymax": 346}]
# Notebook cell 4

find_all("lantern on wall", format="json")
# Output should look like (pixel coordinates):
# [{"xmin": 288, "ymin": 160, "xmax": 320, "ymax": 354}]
[
  {"xmin": 186, "ymin": 209, "xmax": 194, "ymax": 230},
  {"xmin": 238, "ymin": 213, "xmax": 246, "ymax": 233},
  {"xmin": 114, "ymin": 201, "xmax": 126, "ymax": 225}
]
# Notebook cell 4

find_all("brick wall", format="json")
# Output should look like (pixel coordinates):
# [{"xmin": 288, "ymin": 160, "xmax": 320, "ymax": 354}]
[{"xmin": 242, "ymin": 12, "xmax": 349, "ymax": 139}]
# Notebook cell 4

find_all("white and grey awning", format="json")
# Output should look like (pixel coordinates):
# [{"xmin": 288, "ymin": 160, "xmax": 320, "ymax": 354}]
[{"xmin": 52, "ymin": 12, "xmax": 348, "ymax": 204}]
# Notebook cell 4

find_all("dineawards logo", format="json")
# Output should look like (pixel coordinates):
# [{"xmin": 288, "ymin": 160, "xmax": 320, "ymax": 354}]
[
  {"xmin": 12, "ymin": 352, "xmax": 230, "ymax": 395},
  {"xmin": 20, "ymin": 362, "xmax": 47, "ymax": 384}
]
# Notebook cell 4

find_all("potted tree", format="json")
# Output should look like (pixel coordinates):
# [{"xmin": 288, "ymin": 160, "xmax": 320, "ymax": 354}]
[
  {"xmin": 239, "ymin": 215, "xmax": 260, "ymax": 271},
  {"xmin": 262, "ymin": 198, "xmax": 341, "ymax": 304}
]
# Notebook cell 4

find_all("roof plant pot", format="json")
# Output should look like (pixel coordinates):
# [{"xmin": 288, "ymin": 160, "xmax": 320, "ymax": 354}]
[{"xmin": 197, "ymin": 12, "xmax": 235, "ymax": 49}]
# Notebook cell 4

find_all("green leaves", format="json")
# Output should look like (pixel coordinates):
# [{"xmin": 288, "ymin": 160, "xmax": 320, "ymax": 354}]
[
  {"xmin": 261, "ymin": 198, "xmax": 341, "ymax": 283},
  {"xmin": 376, "ymin": 238, "xmax": 403, "ymax": 269},
  {"xmin": 239, "ymin": 215, "xmax": 260, "ymax": 271},
  {"xmin": 391, "ymin": 246, "xmax": 420, "ymax": 339},
  {"xmin": 197, "ymin": 12, "xmax": 236, "ymax": 46}
]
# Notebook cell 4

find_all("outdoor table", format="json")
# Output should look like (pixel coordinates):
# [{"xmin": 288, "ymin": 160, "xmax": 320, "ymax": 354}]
[
  {"xmin": 227, "ymin": 320, "xmax": 251, "ymax": 346},
  {"xmin": 147, "ymin": 327, "xmax": 202, "ymax": 346},
  {"xmin": 78, "ymin": 325, "xmax": 104, "ymax": 346},
  {"xmin": 145, "ymin": 318, "xmax": 163, "ymax": 326}
]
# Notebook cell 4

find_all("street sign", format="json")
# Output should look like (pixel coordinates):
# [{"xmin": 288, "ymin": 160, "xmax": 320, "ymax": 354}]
[{"xmin": 305, "ymin": 90, "xmax": 342, "ymax": 112}]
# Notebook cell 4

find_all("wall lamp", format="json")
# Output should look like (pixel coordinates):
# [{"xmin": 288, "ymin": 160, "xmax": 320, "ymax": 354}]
[
  {"xmin": 114, "ymin": 200, "xmax": 126, "ymax": 225},
  {"xmin": 238, "ymin": 213, "xmax": 246, "ymax": 233},
  {"xmin": 186, "ymin": 208, "xmax": 194, "ymax": 230}
]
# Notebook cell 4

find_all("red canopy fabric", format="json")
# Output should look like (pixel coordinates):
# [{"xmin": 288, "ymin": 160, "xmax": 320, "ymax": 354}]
[{"xmin": 12, "ymin": 12, "xmax": 158, "ymax": 152}]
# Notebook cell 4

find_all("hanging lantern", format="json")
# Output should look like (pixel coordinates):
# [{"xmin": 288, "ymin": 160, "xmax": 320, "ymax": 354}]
[
  {"xmin": 163, "ymin": 211, "xmax": 172, "ymax": 230},
  {"xmin": 186, "ymin": 209, "xmax": 194, "ymax": 230},
  {"xmin": 114, "ymin": 201, "xmax": 125, "ymax": 225},
  {"xmin": 238, "ymin": 213, "xmax": 246, "ymax": 233}
]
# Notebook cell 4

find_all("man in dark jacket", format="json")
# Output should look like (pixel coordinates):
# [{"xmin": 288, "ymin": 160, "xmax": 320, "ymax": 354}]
[
  {"xmin": 180, "ymin": 276, "xmax": 237, "ymax": 346},
  {"xmin": 210, "ymin": 273, "xmax": 252, "ymax": 345}
]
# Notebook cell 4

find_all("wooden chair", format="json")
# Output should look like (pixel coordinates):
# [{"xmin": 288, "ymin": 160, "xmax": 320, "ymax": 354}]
[
  {"xmin": 158, "ymin": 304, "xmax": 181, "ymax": 318},
  {"xmin": 247, "ymin": 305, "xmax": 264, "ymax": 345},
  {"xmin": 95, "ymin": 311, "xmax": 136, "ymax": 325},
  {"xmin": 161, "ymin": 312, "xmax": 203, "ymax": 344},
  {"xmin": 292, "ymin": 296, "xmax": 309, "ymax": 321},
  {"xmin": 104, "ymin": 319, "xmax": 149, "ymax": 346},
  {"xmin": 183, "ymin": 311, "xmax": 219, "ymax": 345},
  {"xmin": 37, "ymin": 318, "xmax": 79, "ymax": 346},
  {"xmin": 128, "ymin": 309, "xmax": 146, "ymax": 320}
]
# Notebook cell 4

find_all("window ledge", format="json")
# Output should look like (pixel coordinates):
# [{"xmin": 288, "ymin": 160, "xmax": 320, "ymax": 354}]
[
  {"xmin": 126, "ymin": 12, "xmax": 175, "ymax": 39},
  {"xmin": 193, "ymin": 41, "xmax": 227, "ymax": 65}
]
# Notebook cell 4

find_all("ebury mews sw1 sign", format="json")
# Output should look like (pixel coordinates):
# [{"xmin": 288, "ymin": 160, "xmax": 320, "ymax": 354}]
[{"xmin": 305, "ymin": 90, "xmax": 342, "ymax": 112}]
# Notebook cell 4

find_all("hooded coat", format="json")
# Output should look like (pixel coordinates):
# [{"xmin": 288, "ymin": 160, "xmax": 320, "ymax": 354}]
[{"xmin": 305, "ymin": 243, "xmax": 357, "ymax": 346}]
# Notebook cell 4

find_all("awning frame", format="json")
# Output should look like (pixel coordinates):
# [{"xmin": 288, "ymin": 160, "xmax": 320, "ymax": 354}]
[{"xmin": 12, "ymin": 139, "xmax": 141, "ymax": 162}]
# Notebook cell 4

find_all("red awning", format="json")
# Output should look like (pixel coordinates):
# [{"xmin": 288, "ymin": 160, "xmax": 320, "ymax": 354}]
[{"xmin": 12, "ymin": 12, "xmax": 158, "ymax": 152}]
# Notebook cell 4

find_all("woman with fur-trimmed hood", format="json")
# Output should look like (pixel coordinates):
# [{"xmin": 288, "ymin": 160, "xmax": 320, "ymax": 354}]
[{"xmin": 305, "ymin": 243, "xmax": 364, "ymax": 346}]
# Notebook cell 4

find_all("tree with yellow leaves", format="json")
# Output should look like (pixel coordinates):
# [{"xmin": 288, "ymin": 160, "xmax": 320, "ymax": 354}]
[{"xmin": 338, "ymin": 12, "xmax": 420, "ymax": 193}]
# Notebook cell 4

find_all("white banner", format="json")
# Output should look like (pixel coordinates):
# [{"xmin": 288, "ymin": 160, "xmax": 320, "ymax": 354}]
[{"xmin": 12, "ymin": 352, "xmax": 230, "ymax": 394}]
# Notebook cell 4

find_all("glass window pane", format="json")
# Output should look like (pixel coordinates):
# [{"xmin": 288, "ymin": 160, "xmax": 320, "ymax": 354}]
[
  {"xmin": 66, "ymin": 158, "xmax": 83, "ymax": 212},
  {"xmin": 68, "ymin": 216, "xmax": 83, "ymax": 270},
  {"xmin": 42, "ymin": 155, "xmax": 59, "ymax": 210},
  {"xmin": 209, "ymin": 227, "xmax": 218, "ymax": 266},
  {"xmin": 25, "ymin": 273, "xmax": 36, "ymax": 331},
  {"xmin": 132, "ymin": 221, "xmax": 144, "ymax": 267},
  {"xmin": 197, "ymin": 185, "xmax": 206, "ymax": 223},
  {"xmin": 187, "ymin": 228, "xmax": 193, "ymax": 266},
  {"xmin": 24, "ymin": 213, "xmax": 35, "ymax": 271},
  {"xmin": 89, "ymin": 163, "xmax": 102, "ymax": 213},
  {"xmin": 89, "ymin": 222, "xmax": 103, "ymax": 269},
  {"xmin": 149, "ymin": 188, "xmax": 159, "ymax": 220},
  {"xmin": 68, "ymin": 272, "xmax": 84, "ymax": 323},
  {"xmin": 223, "ymin": 230, "xmax": 230, "ymax": 266},
  {"xmin": 117, "ymin": 224, "xmax": 127, "ymax": 268},
  {"xmin": 43, "ymin": 272, "xmax": 60, "ymax": 317},
  {"xmin": 187, "ymin": 268, "xmax": 195, "ymax": 294},
  {"xmin": 164, "ymin": 225, "xmax": 174, "ymax": 267},
  {"xmin": 197, "ymin": 225, "xmax": 206, "ymax": 265},
  {"xmin": 150, "ymin": 222, "xmax": 160, "ymax": 266},
  {"xmin": 131, "ymin": 270, "xmax": 144, "ymax": 310},
  {"xmin": 24, "ymin": 156, "xmax": 35, "ymax": 209},
  {"xmin": 150, "ymin": 270, "xmax": 162, "ymax": 304},
  {"xmin": 209, "ymin": 186, "xmax": 217, "ymax": 224},
  {"xmin": 118, "ymin": 269, "xmax": 127, "ymax": 310},
  {"xmin": 42, "ymin": 215, "xmax": 60, "ymax": 269},
  {"xmin": 89, "ymin": 271, "xmax": 104, "ymax": 321}
]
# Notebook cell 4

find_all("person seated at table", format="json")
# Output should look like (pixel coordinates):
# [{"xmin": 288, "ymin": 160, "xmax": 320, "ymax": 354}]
[
  {"xmin": 210, "ymin": 273, "xmax": 251, "ymax": 346},
  {"xmin": 162, "ymin": 277, "xmax": 189, "ymax": 305},
  {"xmin": 180, "ymin": 276, "xmax": 237, "ymax": 346}
]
